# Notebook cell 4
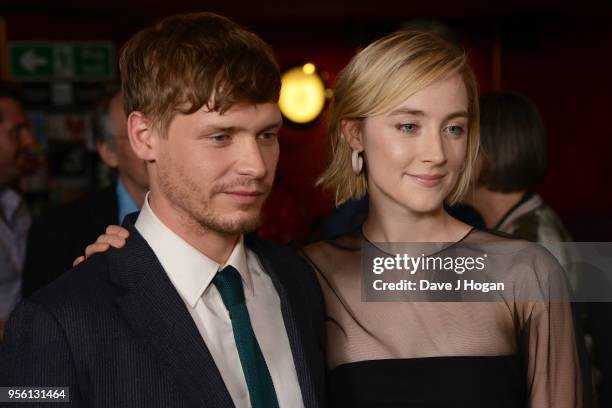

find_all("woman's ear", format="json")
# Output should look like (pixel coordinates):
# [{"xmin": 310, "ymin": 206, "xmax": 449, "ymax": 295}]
[
  {"xmin": 341, "ymin": 119, "xmax": 364, "ymax": 151},
  {"xmin": 127, "ymin": 111, "xmax": 157, "ymax": 162}
]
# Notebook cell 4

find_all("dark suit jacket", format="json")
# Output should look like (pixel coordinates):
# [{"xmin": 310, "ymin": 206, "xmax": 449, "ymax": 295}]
[
  {"xmin": 22, "ymin": 186, "xmax": 118, "ymax": 297},
  {"xmin": 2, "ymin": 216, "xmax": 327, "ymax": 407}
]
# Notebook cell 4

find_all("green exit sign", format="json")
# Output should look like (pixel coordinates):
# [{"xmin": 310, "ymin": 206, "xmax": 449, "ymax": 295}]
[{"xmin": 9, "ymin": 42, "xmax": 115, "ymax": 82}]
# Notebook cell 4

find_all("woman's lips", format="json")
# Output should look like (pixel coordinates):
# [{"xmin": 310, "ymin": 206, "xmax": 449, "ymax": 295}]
[{"xmin": 409, "ymin": 174, "xmax": 445, "ymax": 187}]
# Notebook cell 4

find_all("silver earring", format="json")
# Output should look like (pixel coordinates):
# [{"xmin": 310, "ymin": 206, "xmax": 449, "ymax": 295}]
[{"xmin": 351, "ymin": 149, "xmax": 363, "ymax": 175}]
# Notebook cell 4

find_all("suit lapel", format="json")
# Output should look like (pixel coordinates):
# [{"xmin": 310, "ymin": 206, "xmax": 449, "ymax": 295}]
[
  {"xmin": 245, "ymin": 235, "xmax": 318, "ymax": 408},
  {"xmin": 108, "ymin": 219, "xmax": 234, "ymax": 408}
]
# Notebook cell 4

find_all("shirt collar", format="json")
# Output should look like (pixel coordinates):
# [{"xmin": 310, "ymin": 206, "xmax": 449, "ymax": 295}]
[
  {"xmin": 135, "ymin": 193, "xmax": 253, "ymax": 308},
  {"xmin": 0, "ymin": 188, "xmax": 23, "ymax": 224},
  {"xmin": 115, "ymin": 178, "xmax": 140, "ymax": 224}
]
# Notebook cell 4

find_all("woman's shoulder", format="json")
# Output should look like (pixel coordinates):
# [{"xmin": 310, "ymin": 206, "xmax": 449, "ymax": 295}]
[
  {"xmin": 464, "ymin": 227, "xmax": 560, "ymax": 263},
  {"xmin": 464, "ymin": 228, "xmax": 567, "ymax": 295},
  {"xmin": 303, "ymin": 229, "xmax": 361, "ymax": 254},
  {"xmin": 300, "ymin": 229, "xmax": 363, "ymax": 276},
  {"xmin": 464, "ymin": 227, "xmax": 525, "ymax": 244}
]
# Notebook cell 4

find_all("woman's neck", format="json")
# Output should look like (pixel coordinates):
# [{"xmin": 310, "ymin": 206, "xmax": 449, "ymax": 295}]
[{"xmin": 363, "ymin": 199, "xmax": 471, "ymax": 243}]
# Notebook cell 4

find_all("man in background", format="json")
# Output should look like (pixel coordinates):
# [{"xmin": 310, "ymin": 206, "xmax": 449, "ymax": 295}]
[
  {"xmin": 22, "ymin": 89, "xmax": 148, "ymax": 296},
  {"xmin": 0, "ymin": 81, "xmax": 34, "ymax": 338}
]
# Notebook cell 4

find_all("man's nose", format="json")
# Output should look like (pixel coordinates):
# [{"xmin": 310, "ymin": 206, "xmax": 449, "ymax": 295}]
[
  {"xmin": 236, "ymin": 138, "xmax": 267, "ymax": 179},
  {"xmin": 19, "ymin": 127, "xmax": 35, "ymax": 150}
]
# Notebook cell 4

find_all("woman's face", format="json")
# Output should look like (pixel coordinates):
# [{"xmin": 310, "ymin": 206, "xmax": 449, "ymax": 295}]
[{"xmin": 356, "ymin": 74, "xmax": 469, "ymax": 215}]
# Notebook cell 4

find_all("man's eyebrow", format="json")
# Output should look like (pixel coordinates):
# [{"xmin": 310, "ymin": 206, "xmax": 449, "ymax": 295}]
[
  {"xmin": 258, "ymin": 120, "xmax": 283, "ymax": 131},
  {"xmin": 198, "ymin": 125, "xmax": 240, "ymax": 134},
  {"xmin": 198, "ymin": 120, "xmax": 283, "ymax": 134}
]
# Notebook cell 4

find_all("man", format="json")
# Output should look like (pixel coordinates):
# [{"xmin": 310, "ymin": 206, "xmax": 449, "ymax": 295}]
[
  {"xmin": 0, "ymin": 82, "xmax": 34, "ymax": 338},
  {"xmin": 1, "ymin": 12, "xmax": 326, "ymax": 408},
  {"xmin": 22, "ymin": 89, "xmax": 149, "ymax": 296}
]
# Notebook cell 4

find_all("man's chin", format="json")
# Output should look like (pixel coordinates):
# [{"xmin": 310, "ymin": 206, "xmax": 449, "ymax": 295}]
[{"xmin": 199, "ymin": 212, "xmax": 263, "ymax": 236}]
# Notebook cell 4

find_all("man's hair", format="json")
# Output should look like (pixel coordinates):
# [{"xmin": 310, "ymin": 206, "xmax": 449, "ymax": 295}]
[
  {"xmin": 119, "ymin": 12, "xmax": 281, "ymax": 135},
  {"xmin": 0, "ymin": 81, "xmax": 24, "ymax": 123},
  {"xmin": 91, "ymin": 85, "xmax": 121, "ymax": 151},
  {"xmin": 478, "ymin": 92, "xmax": 547, "ymax": 192}
]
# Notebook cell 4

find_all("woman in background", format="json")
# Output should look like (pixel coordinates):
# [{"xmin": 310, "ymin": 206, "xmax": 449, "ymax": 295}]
[
  {"xmin": 80, "ymin": 31, "xmax": 582, "ymax": 407},
  {"xmin": 463, "ymin": 92, "xmax": 576, "ymax": 282}
]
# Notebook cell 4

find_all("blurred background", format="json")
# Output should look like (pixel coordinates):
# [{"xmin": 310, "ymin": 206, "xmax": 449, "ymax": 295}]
[{"xmin": 1, "ymin": 0, "xmax": 612, "ymax": 243}]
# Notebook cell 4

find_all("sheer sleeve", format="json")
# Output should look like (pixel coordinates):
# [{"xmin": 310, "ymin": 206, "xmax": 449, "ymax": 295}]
[{"xmin": 517, "ymin": 247, "xmax": 582, "ymax": 408}]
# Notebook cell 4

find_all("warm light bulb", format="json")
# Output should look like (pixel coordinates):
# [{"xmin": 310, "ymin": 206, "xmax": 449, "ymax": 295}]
[
  {"xmin": 302, "ymin": 63, "xmax": 316, "ymax": 75},
  {"xmin": 279, "ymin": 66, "xmax": 326, "ymax": 124}
]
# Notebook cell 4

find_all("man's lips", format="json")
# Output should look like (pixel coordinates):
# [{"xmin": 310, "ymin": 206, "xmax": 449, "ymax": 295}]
[
  {"xmin": 222, "ymin": 190, "xmax": 266, "ymax": 204},
  {"xmin": 224, "ymin": 190, "xmax": 265, "ymax": 196}
]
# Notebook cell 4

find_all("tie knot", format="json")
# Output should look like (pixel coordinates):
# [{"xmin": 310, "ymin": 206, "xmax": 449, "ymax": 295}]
[{"xmin": 212, "ymin": 265, "xmax": 245, "ymax": 310}]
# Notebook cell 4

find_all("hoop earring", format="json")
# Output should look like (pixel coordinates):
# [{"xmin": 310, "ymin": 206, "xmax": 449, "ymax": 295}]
[{"xmin": 351, "ymin": 149, "xmax": 363, "ymax": 175}]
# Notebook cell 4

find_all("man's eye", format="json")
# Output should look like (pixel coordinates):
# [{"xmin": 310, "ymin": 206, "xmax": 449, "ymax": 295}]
[
  {"xmin": 258, "ymin": 132, "xmax": 278, "ymax": 141},
  {"xmin": 209, "ymin": 134, "xmax": 228, "ymax": 142},
  {"xmin": 398, "ymin": 123, "xmax": 418, "ymax": 133}
]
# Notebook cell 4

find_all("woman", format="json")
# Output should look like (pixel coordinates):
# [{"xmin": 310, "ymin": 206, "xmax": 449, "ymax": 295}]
[
  {"xmin": 80, "ymin": 31, "xmax": 581, "ymax": 407},
  {"xmin": 463, "ymin": 91, "xmax": 577, "ymax": 284}
]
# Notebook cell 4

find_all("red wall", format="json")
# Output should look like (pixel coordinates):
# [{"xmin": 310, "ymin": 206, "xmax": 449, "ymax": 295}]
[{"xmin": 4, "ymin": 13, "xmax": 611, "ymax": 241}]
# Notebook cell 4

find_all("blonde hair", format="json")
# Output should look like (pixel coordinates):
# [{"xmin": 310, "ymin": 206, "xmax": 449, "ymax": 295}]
[{"xmin": 318, "ymin": 30, "xmax": 480, "ymax": 206}]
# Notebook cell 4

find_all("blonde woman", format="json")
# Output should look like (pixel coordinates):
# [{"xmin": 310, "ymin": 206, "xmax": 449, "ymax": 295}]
[{"xmin": 77, "ymin": 31, "xmax": 581, "ymax": 407}]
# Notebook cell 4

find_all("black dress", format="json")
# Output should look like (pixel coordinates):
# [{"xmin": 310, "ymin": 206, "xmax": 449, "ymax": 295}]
[{"xmin": 302, "ymin": 228, "xmax": 582, "ymax": 407}]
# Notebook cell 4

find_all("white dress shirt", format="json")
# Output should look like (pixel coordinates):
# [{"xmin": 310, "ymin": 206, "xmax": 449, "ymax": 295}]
[{"xmin": 135, "ymin": 196, "xmax": 304, "ymax": 408}]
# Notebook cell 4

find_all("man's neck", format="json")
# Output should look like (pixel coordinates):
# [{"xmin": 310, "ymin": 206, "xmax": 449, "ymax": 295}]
[
  {"xmin": 147, "ymin": 192, "xmax": 238, "ymax": 264},
  {"xmin": 464, "ymin": 187, "xmax": 526, "ymax": 229}
]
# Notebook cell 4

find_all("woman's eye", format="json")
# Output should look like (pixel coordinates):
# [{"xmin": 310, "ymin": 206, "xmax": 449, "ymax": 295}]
[
  {"xmin": 446, "ymin": 125, "xmax": 465, "ymax": 136},
  {"xmin": 398, "ymin": 123, "xmax": 418, "ymax": 133}
]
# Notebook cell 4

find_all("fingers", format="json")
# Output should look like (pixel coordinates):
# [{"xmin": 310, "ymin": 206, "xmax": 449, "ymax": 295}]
[
  {"xmin": 106, "ymin": 225, "xmax": 129, "ymax": 238},
  {"xmin": 74, "ymin": 226, "xmax": 129, "ymax": 267},
  {"xmin": 96, "ymin": 232, "xmax": 127, "ymax": 249},
  {"xmin": 84, "ymin": 242, "xmax": 111, "ymax": 259},
  {"xmin": 72, "ymin": 255, "xmax": 85, "ymax": 267}
]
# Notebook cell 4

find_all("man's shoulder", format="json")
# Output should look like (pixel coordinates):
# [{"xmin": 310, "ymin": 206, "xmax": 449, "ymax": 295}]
[
  {"xmin": 27, "ymin": 251, "xmax": 115, "ymax": 309},
  {"xmin": 246, "ymin": 234, "xmax": 308, "ymax": 268}
]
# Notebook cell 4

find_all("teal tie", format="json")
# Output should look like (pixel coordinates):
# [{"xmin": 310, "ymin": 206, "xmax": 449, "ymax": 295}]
[{"xmin": 212, "ymin": 266, "xmax": 280, "ymax": 408}]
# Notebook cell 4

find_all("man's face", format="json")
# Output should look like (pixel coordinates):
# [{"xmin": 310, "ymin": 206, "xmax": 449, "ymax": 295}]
[
  {"xmin": 0, "ymin": 98, "xmax": 34, "ymax": 186},
  {"xmin": 109, "ymin": 94, "xmax": 149, "ymax": 190},
  {"xmin": 151, "ymin": 102, "xmax": 282, "ymax": 235}
]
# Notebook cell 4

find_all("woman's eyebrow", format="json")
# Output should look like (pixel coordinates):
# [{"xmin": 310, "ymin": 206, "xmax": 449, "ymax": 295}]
[
  {"xmin": 388, "ymin": 108, "xmax": 424, "ymax": 117},
  {"xmin": 444, "ymin": 111, "xmax": 469, "ymax": 121},
  {"xmin": 387, "ymin": 108, "xmax": 469, "ymax": 121}
]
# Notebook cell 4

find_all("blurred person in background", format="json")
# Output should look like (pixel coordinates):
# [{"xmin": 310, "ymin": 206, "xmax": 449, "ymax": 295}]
[
  {"xmin": 0, "ymin": 81, "xmax": 34, "ymax": 338},
  {"xmin": 463, "ymin": 91, "xmax": 595, "ymax": 407},
  {"xmin": 463, "ymin": 92, "xmax": 574, "ymax": 275},
  {"xmin": 22, "ymin": 89, "xmax": 148, "ymax": 296}
]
